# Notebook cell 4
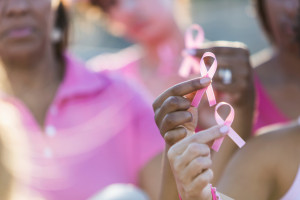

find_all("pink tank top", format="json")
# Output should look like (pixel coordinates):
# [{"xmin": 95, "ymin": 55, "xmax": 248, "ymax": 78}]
[
  {"xmin": 281, "ymin": 166, "xmax": 300, "ymax": 200},
  {"xmin": 253, "ymin": 75, "xmax": 290, "ymax": 133}
]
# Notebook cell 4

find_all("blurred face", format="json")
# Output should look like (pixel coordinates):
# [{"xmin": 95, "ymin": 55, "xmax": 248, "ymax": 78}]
[
  {"xmin": 265, "ymin": 0, "xmax": 300, "ymax": 53},
  {"xmin": 102, "ymin": 0, "xmax": 176, "ymax": 44},
  {"xmin": 0, "ymin": 0, "xmax": 55, "ymax": 61}
]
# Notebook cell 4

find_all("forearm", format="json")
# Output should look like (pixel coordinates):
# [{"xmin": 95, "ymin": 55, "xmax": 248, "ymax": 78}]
[{"xmin": 159, "ymin": 144, "xmax": 180, "ymax": 200}]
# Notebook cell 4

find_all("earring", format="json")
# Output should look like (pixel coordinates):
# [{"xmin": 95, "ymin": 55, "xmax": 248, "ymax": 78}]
[{"xmin": 51, "ymin": 28, "xmax": 62, "ymax": 43}]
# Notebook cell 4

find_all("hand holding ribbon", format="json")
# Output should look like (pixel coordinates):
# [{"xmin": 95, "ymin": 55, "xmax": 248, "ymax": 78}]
[
  {"xmin": 212, "ymin": 102, "xmax": 246, "ymax": 152},
  {"xmin": 191, "ymin": 52, "xmax": 217, "ymax": 107}
]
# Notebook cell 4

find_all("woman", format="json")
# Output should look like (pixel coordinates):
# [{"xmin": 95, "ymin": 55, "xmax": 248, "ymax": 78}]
[
  {"xmin": 87, "ymin": 0, "xmax": 191, "ymax": 98},
  {"xmin": 0, "ymin": 0, "xmax": 164, "ymax": 199},
  {"xmin": 251, "ymin": 0, "xmax": 300, "ymax": 131}
]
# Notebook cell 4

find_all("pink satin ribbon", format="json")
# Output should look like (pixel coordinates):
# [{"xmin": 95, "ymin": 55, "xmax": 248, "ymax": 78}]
[
  {"xmin": 179, "ymin": 24, "xmax": 204, "ymax": 78},
  {"xmin": 191, "ymin": 52, "xmax": 217, "ymax": 107},
  {"xmin": 212, "ymin": 102, "xmax": 246, "ymax": 152}
]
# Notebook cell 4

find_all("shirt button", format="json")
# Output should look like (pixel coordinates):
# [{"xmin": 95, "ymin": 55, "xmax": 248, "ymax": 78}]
[
  {"xmin": 44, "ymin": 147, "xmax": 53, "ymax": 158},
  {"xmin": 45, "ymin": 126, "xmax": 56, "ymax": 138}
]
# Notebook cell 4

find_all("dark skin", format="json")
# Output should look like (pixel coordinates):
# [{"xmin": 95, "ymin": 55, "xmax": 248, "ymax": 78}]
[
  {"xmin": 255, "ymin": 0, "xmax": 300, "ymax": 120},
  {"xmin": 0, "ymin": 0, "xmax": 62, "ymax": 198},
  {"xmin": 0, "ymin": 0, "xmax": 63, "ymax": 128}
]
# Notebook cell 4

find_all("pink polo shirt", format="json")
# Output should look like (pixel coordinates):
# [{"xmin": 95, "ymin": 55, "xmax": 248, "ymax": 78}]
[{"xmin": 2, "ymin": 55, "xmax": 164, "ymax": 199}]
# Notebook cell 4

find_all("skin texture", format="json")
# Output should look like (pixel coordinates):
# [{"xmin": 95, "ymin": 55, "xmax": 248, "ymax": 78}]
[{"xmin": 218, "ymin": 121, "xmax": 300, "ymax": 200}]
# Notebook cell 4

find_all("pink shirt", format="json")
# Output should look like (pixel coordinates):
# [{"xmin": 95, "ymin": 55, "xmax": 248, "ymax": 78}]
[
  {"xmin": 2, "ymin": 55, "xmax": 164, "ymax": 199},
  {"xmin": 253, "ymin": 75, "xmax": 290, "ymax": 133}
]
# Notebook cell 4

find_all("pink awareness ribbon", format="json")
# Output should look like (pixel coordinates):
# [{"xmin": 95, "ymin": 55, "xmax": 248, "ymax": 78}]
[
  {"xmin": 191, "ymin": 52, "xmax": 217, "ymax": 107},
  {"xmin": 179, "ymin": 24, "xmax": 204, "ymax": 78},
  {"xmin": 212, "ymin": 102, "xmax": 246, "ymax": 152}
]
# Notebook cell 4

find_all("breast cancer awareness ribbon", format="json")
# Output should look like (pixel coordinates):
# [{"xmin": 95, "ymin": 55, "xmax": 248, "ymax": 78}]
[
  {"xmin": 212, "ymin": 102, "xmax": 246, "ymax": 152},
  {"xmin": 179, "ymin": 24, "xmax": 204, "ymax": 78},
  {"xmin": 191, "ymin": 52, "xmax": 217, "ymax": 107}
]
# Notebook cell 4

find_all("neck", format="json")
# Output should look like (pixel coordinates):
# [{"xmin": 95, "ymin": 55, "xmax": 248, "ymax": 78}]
[
  {"xmin": 0, "ymin": 47, "xmax": 63, "ymax": 98},
  {"xmin": 277, "ymin": 49, "xmax": 300, "ymax": 81}
]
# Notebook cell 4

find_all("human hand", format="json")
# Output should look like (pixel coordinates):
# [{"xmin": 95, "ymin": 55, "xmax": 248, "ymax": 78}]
[{"xmin": 167, "ymin": 125, "xmax": 229, "ymax": 200}]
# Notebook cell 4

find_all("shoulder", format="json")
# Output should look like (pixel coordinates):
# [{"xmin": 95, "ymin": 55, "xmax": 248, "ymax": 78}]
[
  {"xmin": 231, "ymin": 122, "xmax": 297, "ymax": 172},
  {"xmin": 86, "ymin": 45, "xmax": 142, "ymax": 72},
  {"xmin": 218, "ymin": 122, "xmax": 299, "ymax": 199}
]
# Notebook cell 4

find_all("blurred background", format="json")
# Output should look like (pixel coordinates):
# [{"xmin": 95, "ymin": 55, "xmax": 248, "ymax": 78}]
[{"xmin": 68, "ymin": 0, "xmax": 270, "ymax": 61}]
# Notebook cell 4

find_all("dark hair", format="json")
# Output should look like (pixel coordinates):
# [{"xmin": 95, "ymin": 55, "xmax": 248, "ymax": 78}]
[
  {"xmin": 53, "ymin": 1, "xmax": 69, "ymax": 62},
  {"xmin": 89, "ymin": 0, "xmax": 113, "ymax": 12},
  {"xmin": 253, "ymin": 0, "xmax": 274, "ymax": 42}
]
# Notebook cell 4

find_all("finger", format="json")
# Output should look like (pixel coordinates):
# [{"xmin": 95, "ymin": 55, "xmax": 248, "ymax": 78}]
[
  {"xmin": 164, "ymin": 127, "xmax": 188, "ymax": 146},
  {"xmin": 178, "ymin": 143, "xmax": 210, "ymax": 168},
  {"xmin": 182, "ymin": 156, "xmax": 212, "ymax": 183},
  {"xmin": 155, "ymin": 96, "xmax": 191, "ymax": 127},
  {"xmin": 186, "ymin": 169, "xmax": 213, "ymax": 195},
  {"xmin": 152, "ymin": 77, "xmax": 211, "ymax": 110},
  {"xmin": 172, "ymin": 125, "xmax": 229, "ymax": 154},
  {"xmin": 160, "ymin": 111, "xmax": 193, "ymax": 135}
]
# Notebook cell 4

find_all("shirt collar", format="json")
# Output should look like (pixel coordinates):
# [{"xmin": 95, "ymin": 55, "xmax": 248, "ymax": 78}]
[{"xmin": 55, "ymin": 54, "xmax": 109, "ymax": 102}]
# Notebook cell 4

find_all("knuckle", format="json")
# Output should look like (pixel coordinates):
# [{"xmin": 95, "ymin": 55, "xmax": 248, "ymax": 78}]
[
  {"xmin": 171, "ymin": 86, "xmax": 182, "ymax": 96},
  {"xmin": 164, "ymin": 114, "xmax": 175, "ymax": 127},
  {"xmin": 166, "ymin": 96, "xmax": 179, "ymax": 109},
  {"xmin": 167, "ymin": 147, "xmax": 176, "ymax": 162},
  {"xmin": 187, "ymin": 143, "xmax": 200, "ymax": 154},
  {"xmin": 200, "ymin": 144, "xmax": 210, "ymax": 155},
  {"xmin": 194, "ymin": 158, "xmax": 205, "ymax": 169},
  {"xmin": 173, "ymin": 159, "xmax": 182, "ymax": 172}
]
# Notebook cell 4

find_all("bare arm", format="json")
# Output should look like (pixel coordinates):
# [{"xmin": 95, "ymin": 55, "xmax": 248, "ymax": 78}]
[{"xmin": 217, "ymin": 134, "xmax": 276, "ymax": 200}]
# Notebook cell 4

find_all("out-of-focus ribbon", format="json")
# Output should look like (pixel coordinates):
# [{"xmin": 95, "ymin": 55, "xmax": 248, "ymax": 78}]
[
  {"xmin": 179, "ymin": 24, "xmax": 204, "ymax": 78},
  {"xmin": 191, "ymin": 52, "xmax": 217, "ymax": 107},
  {"xmin": 212, "ymin": 102, "xmax": 246, "ymax": 152}
]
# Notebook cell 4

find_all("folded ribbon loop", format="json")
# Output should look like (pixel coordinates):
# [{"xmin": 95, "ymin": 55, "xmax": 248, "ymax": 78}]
[
  {"xmin": 191, "ymin": 52, "xmax": 217, "ymax": 107},
  {"xmin": 179, "ymin": 24, "xmax": 204, "ymax": 78},
  {"xmin": 212, "ymin": 102, "xmax": 246, "ymax": 152}
]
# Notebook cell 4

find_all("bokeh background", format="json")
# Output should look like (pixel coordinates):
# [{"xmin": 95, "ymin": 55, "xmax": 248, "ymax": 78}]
[{"xmin": 68, "ymin": 0, "xmax": 270, "ymax": 61}]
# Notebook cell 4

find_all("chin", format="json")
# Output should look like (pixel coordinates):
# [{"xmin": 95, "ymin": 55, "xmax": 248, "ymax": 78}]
[{"xmin": 0, "ymin": 41, "xmax": 44, "ymax": 62}]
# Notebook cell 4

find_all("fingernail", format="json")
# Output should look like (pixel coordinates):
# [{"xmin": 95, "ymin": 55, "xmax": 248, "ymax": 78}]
[
  {"xmin": 200, "ymin": 77, "xmax": 211, "ymax": 85},
  {"xmin": 220, "ymin": 125, "xmax": 229, "ymax": 135}
]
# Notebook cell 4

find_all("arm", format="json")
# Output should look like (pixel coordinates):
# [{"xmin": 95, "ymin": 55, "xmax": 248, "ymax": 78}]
[
  {"xmin": 152, "ymin": 77, "xmax": 213, "ymax": 200},
  {"xmin": 217, "ymin": 134, "xmax": 276, "ymax": 200}
]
